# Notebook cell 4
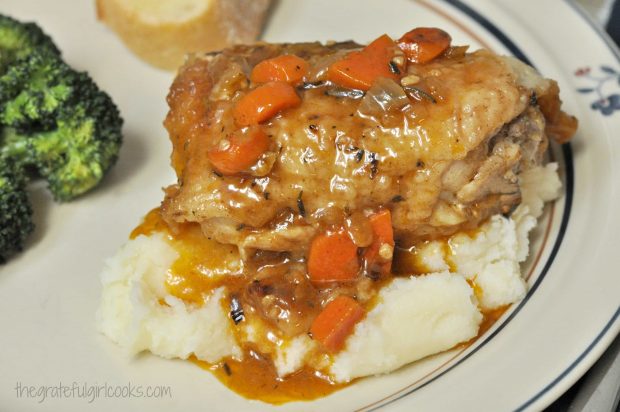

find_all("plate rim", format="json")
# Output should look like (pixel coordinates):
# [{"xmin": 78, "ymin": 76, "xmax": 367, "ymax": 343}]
[
  {"xmin": 374, "ymin": 1, "xmax": 620, "ymax": 410},
  {"xmin": 1, "ymin": 1, "xmax": 619, "ymax": 410},
  {"xmin": 515, "ymin": 0, "xmax": 620, "ymax": 408}
]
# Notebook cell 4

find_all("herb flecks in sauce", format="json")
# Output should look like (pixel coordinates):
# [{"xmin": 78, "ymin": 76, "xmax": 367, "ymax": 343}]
[{"xmin": 130, "ymin": 209, "xmax": 505, "ymax": 404}]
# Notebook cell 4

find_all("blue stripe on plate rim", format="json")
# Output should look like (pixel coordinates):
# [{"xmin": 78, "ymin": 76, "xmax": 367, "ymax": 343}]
[
  {"xmin": 516, "ymin": 0, "xmax": 620, "ymax": 409},
  {"xmin": 367, "ymin": 0, "xmax": 620, "ymax": 409}
]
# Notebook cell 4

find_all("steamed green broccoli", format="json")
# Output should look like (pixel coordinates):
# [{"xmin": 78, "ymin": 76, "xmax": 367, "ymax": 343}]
[
  {"xmin": 0, "ymin": 52, "xmax": 123, "ymax": 200},
  {"xmin": 0, "ymin": 16, "xmax": 123, "ymax": 201},
  {"xmin": 0, "ymin": 50, "xmax": 73, "ymax": 130},
  {"xmin": 0, "ymin": 14, "xmax": 59, "ymax": 74},
  {"xmin": 0, "ymin": 13, "xmax": 124, "ymax": 261},
  {"xmin": 0, "ymin": 158, "xmax": 34, "ymax": 263},
  {"xmin": 1, "ymin": 82, "xmax": 123, "ymax": 200}
]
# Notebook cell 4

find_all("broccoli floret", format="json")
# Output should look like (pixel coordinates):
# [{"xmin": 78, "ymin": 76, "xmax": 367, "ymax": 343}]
[
  {"xmin": 0, "ymin": 158, "xmax": 34, "ymax": 262},
  {"xmin": 0, "ymin": 14, "xmax": 59, "ymax": 74},
  {"xmin": 9, "ymin": 101, "xmax": 122, "ymax": 201},
  {"xmin": 0, "ymin": 16, "xmax": 123, "ymax": 202},
  {"xmin": 0, "ymin": 125, "xmax": 31, "ymax": 162},
  {"xmin": 0, "ymin": 50, "xmax": 73, "ymax": 129},
  {"xmin": 0, "ymin": 14, "xmax": 123, "ymax": 262},
  {"xmin": 1, "ymin": 70, "xmax": 123, "ymax": 201}
]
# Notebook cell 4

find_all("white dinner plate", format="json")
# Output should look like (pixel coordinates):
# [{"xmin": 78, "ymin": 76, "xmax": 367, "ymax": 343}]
[{"xmin": 1, "ymin": 0, "xmax": 619, "ymax": 411}]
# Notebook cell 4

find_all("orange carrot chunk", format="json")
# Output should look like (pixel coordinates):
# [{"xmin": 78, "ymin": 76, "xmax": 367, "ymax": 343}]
[
  {"xmin": 233, "ymin": 81, "xmax": 301, "ymax": 126},
  {"xmin": 397, "ymin": 27, "xmax": 451, "ymax": 64},
  {"xmin": 207, "ymin": 126, "xmax": 270, "ymax": 175},
  {"xmin": 251, "ymin": 54, "xmax": 309, "ymax": 85},
  {"xmin": 308, "ymin": 230, "xmax": 359, "ymax": 283},
  {"xmin": 327, "ymin": 34, "xmax": 399, "ymax": 91},
  {"xmin": 363, "ymin": 209, "xmax": 395, "ymax": 276},
  {"xmin": 310, "ymin": 295, "xmax": 365, "ymax": 352}
]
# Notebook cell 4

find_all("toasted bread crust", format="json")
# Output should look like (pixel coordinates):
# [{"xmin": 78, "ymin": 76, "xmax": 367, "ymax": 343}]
[{"xmin": 96, "ymin": 0, "xmax": 272, "ymax": 70}]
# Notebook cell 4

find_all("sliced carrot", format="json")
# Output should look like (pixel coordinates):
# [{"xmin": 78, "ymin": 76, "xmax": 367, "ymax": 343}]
[
  {"xmin": 251, "ymin": 54, "xmax": 309, "ymax": 85},
  {"xmin": 368, "ymin": 209, "xmax": 394, "ymax": 244},
  {"xmin": 397, "ymin": 27, "xmax": 452, "ymax": 64},
  {"xmin": 363, "ymin": 209, "xmax": 395, "ymax": 276},
  {"xmin": 233, "ymin": 81, "xmax": 301, "ymax": 127},
  {"xmin": 207, "ymin": 126, "xmax": 270, "ymax": 175},
  {"xmin": 327, "ymin": 34, "xmax": 400, "ymax": 91},
  {"xmin": 310, "ymin": 295, "xmax": 365, "ymax": 352},
  {"xmin": 308, "ymin": 230, "xmax": 359, "ymax": 283}
]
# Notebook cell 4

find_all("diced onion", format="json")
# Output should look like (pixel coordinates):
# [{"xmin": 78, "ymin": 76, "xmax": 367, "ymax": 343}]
[
  {"xmin": 345, "ymin": 211, "xmax": 374, "ymax": 247},
  {"xmin": 357, "ymin": 77, "xmax": 409, "ymax": 117},
  {"xmin": 308, "ymin": 49, "xmax": 352, "ymax": 81}
]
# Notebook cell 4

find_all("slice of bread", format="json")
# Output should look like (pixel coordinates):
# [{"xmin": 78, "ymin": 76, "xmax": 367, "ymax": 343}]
[{"xmin": 96, "ymin": 0, "xmax": 273, "ymax": 70}]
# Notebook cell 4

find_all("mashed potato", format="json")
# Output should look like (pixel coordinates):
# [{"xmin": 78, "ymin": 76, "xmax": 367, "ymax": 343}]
[
  {"xmin": 97, "ymin": 233, "xmax": 241, "ymax": 362},
  {"xmin": 98, "ymin": 164, "xmax": 561, "ymax": 382},
  {"xmin": 330, "ymin": 273, "xmax": 481, "ymax": 381}
]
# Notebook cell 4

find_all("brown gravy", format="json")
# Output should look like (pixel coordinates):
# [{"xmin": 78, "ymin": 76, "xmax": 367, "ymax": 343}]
[
  {"xmin": 131, "ymin": 208, "xmax": 509, "ymax": 404},
  {"xmin": 194, "ymin": 351, "xmax": 346, "ymax": 404}
]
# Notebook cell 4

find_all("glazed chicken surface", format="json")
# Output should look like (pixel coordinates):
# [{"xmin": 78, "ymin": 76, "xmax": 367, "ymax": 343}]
[{"xmin": 161, "ymin": 38, "xmax": 575, "ymax": 255}]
